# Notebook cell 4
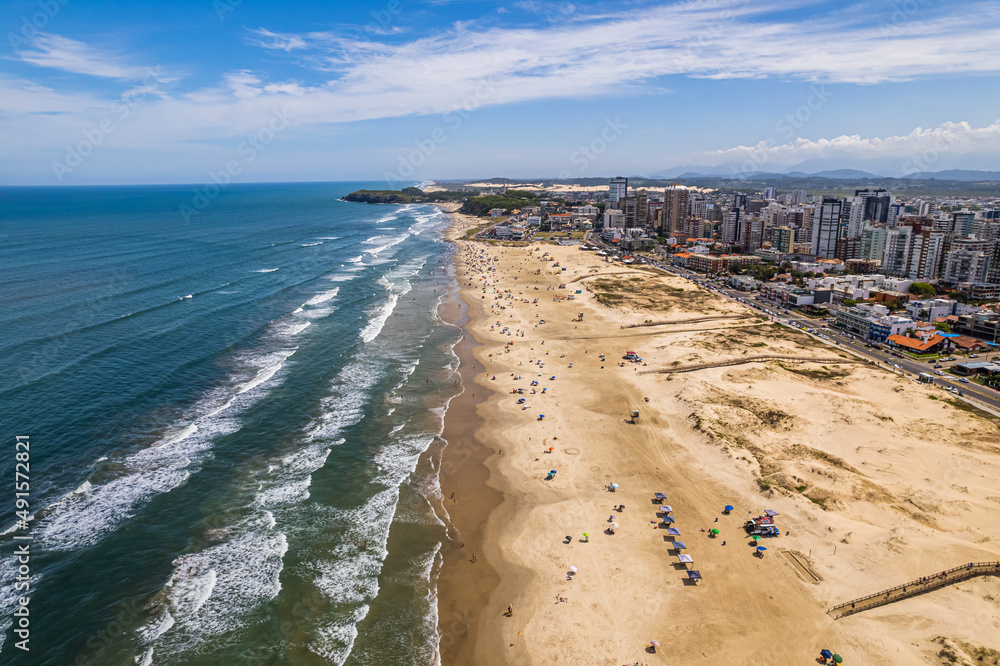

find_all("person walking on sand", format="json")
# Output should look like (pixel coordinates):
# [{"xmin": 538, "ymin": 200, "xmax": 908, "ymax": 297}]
[{"xmin": 507, "ymin": 604, "xmax": 513, "ymax": 617}]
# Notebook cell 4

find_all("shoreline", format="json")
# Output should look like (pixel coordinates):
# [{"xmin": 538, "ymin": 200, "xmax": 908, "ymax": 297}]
[{"xmin": 432, "ymin": 205, "xmax": 504, "ymax": 665}]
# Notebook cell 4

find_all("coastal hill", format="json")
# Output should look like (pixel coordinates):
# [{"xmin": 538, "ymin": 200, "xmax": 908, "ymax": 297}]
[
  {"xmin": 342, "ymin": 187, "xmax": 466, "ymax": 204},
  {"xmin": 343, "ymin": 187, "xmax": 542, "ymax": 217}
]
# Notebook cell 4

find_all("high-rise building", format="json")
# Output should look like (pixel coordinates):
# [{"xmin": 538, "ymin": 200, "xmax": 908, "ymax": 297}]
[
  {"xmin": 733, "ymin": 193, "xmax": 748, "ymax": 211},
  {"xmin": 811, "ymin": 197, "xmax": 843, "ymax": 259},
  {"xmin": 952, "ymin": 212, "xmax": 976, "ymax": 237},
  {"xmin": 763, "ymin": 186, "xmax": 777, "ymax": 200},
  {"xmin": 635, "ymin": 188, "xmax": 649, "ymax": 228},
  {"xmin": 771, "ymin": 226, "xmax": 794, "ymax": 254},
  {"xmin": 854, "ymin": 188, "xmax": 893, "ymax": 225},
  {"xmin": 663, "ymin": 184, "xmax": 690, "ymax": 234},
  {"xmin": 986, "ymin": 240, "xmax": 1000, "ymax": 283},
  {"xmin": 943, "ymin": 249, "xmax": 989, "ymax": 284},
  {"xmin": 608, "ymin": 177, "xmax": 628, "ymax": 209},
  {"xmin": 908, "ymin": 230, "xmax": 947, "ymax": 280},
  {"xmin": 790, "ymin": 189, "xmax": 808, "ymax": 205},
  {"xmin": 842, "ymin": 196, "xmax": 865, "ymax": 238},
  {"xmin": 743, "ymin": 217, "xmax": 765, "ymax": 252},
  {"xmin": 689, "ymin": 197, "xmax": 707, "ymax": 219},
  {"xmin": 860, "ymin": 225, "xmax": 887, "ymax": 261},
  {"xmin": 722, "ymin": 209, "xmax": 741, "ymax": 244},
  {"xmin": 881, "ymin": 227, "xmax": 912, "ymax": 276}
]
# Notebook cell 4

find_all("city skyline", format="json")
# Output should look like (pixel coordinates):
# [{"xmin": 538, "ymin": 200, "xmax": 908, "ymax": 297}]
[{"xmin": 2, "ymin": 0, "xmax": 1000, "ymax": 185}]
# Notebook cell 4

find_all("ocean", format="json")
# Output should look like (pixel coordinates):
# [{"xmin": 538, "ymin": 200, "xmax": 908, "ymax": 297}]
[{"xmin": 0, "ymin": 183, "xmax": 461, "ymax": 665}]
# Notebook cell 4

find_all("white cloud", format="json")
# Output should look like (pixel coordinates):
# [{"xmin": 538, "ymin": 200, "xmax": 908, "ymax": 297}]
[
  {"xmin": 707, "ymin": 120, "xmax": 1000, "ymax": 161},
  {"xmin": 14, "ymin": 33, "xmax": 165, "ymax": 81}
]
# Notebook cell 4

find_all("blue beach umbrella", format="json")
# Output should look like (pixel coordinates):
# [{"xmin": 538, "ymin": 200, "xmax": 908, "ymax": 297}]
[
  {"xmin": 756, "ymin": 546, "xmax": 767, "ymax": 552},
  {"xmin": 724, "ymin": 505, "xmax": 734, "ymax": 511},
  {"xmin": 821, "ymin": 649, "xmax": 833, "ymax": 660},
  {"xmin": 549, "ymin": 470, "xmax": 557, "ymax": 475}
]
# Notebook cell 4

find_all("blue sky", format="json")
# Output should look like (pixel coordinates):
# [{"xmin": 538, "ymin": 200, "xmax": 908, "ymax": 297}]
[{"xmin": 1, "ymin": 0, "xmax": 999, "ymax": 185}]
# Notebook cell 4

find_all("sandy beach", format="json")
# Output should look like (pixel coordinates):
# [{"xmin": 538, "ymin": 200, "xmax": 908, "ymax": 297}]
[{"xmin": 434, "ymin": 211, "xmax": 1000, "ymax": 665}]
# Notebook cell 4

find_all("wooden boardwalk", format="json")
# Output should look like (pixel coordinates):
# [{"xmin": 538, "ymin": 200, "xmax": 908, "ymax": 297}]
[
  {"xmin": 637, "ymin": 355, "xmax": 862, "ymax": 375},
  {"xmin": 828, "ymin": 561, "xmax": 1000, "ymax": 619}
]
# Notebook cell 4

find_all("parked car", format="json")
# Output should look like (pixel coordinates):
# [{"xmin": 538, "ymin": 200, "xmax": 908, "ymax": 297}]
[
  {"xmin": 969, "ymin": 354, "xmax": 979, "ymax": 358},
  {"xmin": 959, "ymin": 378, "xmax": 971, "ymax": 383}
]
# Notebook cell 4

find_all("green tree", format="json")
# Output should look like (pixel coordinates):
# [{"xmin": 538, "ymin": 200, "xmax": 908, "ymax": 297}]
[{"xmin": 909, "ymin": 282, "xmax": 936, "ymax": 297}]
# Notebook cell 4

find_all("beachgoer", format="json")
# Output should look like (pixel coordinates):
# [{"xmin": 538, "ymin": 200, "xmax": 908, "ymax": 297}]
[{"xmin": 507, "ymin": 604, "xmax": 513, "ymax": 616}]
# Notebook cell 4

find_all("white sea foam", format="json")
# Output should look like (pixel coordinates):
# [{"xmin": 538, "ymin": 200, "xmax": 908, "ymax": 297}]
[
  {"xmin": 325, "ymin": 274, "xmax": 359, "ymax": 282},
  {"xmin": 286, "ymin": 322, "xmax": 311, "ymax": 336},
  {"xmin": 31, "ymin": 347, "xmax": 296, "ymax": 551},
  {"xmin": 303, "ymin": 287, "xmax": 340, "ymax": 307},
  {"xmin": 253, "ymin": 268, "xmax": 280, "ymax": 273},
  {"xmin": 359, "ymin": 293, "xmax": 399, "ymax": 343},
  {"xmin": 135, "ymin": 647, "xmax": 154, "ymax": 666},
  {"xmin": 317, "ymin": 236, "xmax": 341, "ymax": 240},
  {"xmin": 301, "ymin": 242, "xmax": 323, "ymax": 247},
  {"xmin": 346, "ymin": 255, "xmax": 363, "ymax": 263},
  {"xmin": 366, "ymin": 233, "xmax": 409, "ymax": 257},
  {"xmin": 140, "ymin": 521, "xmax": 288, "ymax": 656},
  {"xmin": 235, "ymin": 349, "xmax": 296, "ymax": 394}
]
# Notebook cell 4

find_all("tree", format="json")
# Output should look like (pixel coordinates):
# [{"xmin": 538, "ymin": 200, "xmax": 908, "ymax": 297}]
[
  {"xmin": 934, "ymin": 322, "xmax": 952, "ymax": 333},
  {"xmin": 909, "ymin": 282, "xmax": 936, "ymax": 297},
  {"xmin": 843, "ymin": 299, "xmax": 858, "ymax": 307}
]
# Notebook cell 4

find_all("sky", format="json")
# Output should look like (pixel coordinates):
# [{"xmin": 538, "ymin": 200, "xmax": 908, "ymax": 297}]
[{"xmin": 1, "ymin": 0, "xmax": 999, "ymax": 186}]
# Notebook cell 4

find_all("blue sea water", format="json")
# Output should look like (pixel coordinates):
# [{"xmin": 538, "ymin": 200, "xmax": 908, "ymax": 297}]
[{"xmin": 0, "ymin": 183, "xmax": 461, "ymax": 665}]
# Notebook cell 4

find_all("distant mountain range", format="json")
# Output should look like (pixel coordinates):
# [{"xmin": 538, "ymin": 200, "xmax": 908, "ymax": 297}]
[{"xmin": 650, "ymin": 163, "xmax": 1000, "ymax": 182}]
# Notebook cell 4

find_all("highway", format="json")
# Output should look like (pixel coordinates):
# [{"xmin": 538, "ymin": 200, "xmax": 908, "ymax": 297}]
[{"xmin": 582, "ymin": 234, "xmax": 1000, "ymax": 414}]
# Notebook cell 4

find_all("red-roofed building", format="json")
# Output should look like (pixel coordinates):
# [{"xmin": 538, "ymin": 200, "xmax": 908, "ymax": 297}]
[{"xmin": 886, "ymin": 333, "xmax": 945, "ymax": 353}]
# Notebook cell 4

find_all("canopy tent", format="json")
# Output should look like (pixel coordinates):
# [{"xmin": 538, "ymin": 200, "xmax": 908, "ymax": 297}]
[
  {"xmin": 687, "ymin": 570, "xmax": 702, "ymax": 580},
  {"xmin": 764, "ymin": 509, "xmax": 779, "ymax": 517},
  {"xmin": 671, "ymin": 541, "xmax": 686, "ymax": 550},
  {"xmin": 667, "ymin": 527, "xmax": 681, "ymax": 536},
  {"xmin": 654, "ymin": 493, "xmax": 667, "ymax": 502},
  {"xmin": 660, "ymin": 505, "xmax": 673, "ymax": 513},
  {"xmin": 677, "ymin": 554, "xmax": 693, "ymax": 563},
  {"xmin": 660, "ymin": 516, "xmax": 675, "ymax": 524}
]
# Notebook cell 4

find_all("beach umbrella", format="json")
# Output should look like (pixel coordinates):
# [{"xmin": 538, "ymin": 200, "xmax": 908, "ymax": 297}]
[
  {"xmin": 832, "ymin": 655, "xmax": 843, "ymax": 664},
  {"xmin": 751, "ymin": 535, "xmax": 761, "ymax": 541},
  {"xmin": 569, "ymin": 566, "xmax": 578, "ymax": 573},
  {"xmin": 583, "ymin": 533, "xmax": 589, "ymax": 538},
  {"xmin": 610, "ymin": 523, "xmax": 619, "ymax": 529},
  {"xmin": 549, "ymin": 470, "xmax": 557, "ymax": 475},
  {"xmin": 710, "ymin": 528, "xmax": 720, "ymax": 535},
  {"xmin": 756, "ymin": 546, "xmax": 767, "ymax": 552},
  {"xmin": 650, "ymin": 640, "xmax": 661, "ymax": 647},
  {"xmin": 724, "ymin": 505, "xmax": 734, "ymax": 511},
  {"xmin": 610, "ymin": 483, "xmax": 619, "ymax": 490},
  {"xmin": 548, "ymin": 447, "xmax": 554, "ymax": 452},
  {"xmin": 820, "ymin": 650, "xmax": 833, "ymax": 660}
]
